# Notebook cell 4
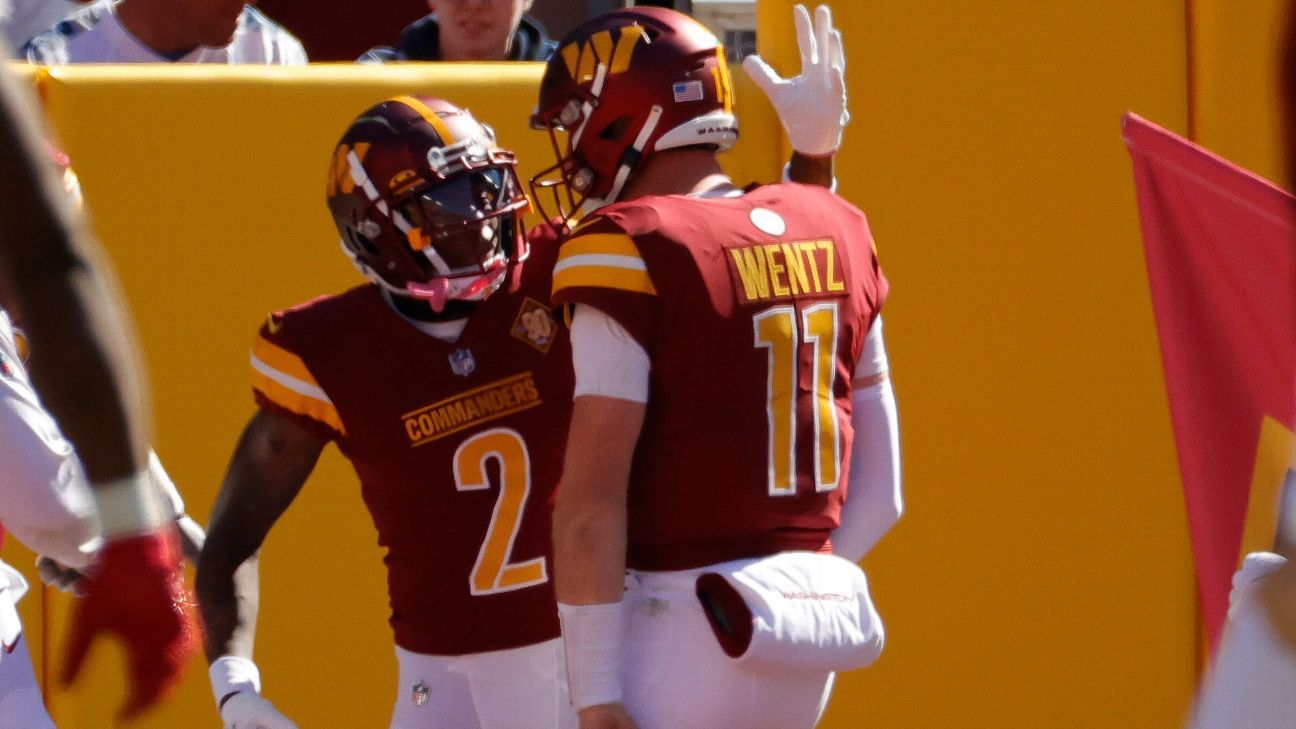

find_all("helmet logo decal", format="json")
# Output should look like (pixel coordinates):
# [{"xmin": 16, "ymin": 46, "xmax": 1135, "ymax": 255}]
[
  {"xmin": 389, "ymin": 169, "xmax": 420, "ymax": 194},
  {"xmin": 327, "ymin": 142, "xmax": 371, "ymax": 197},
  {"xmin": 561, "ymin": 24, "xmax": 648, "ymax": 84},
  {"xmin": 712, "ymin": 49, "xmax": 734, "ymax": 113}
]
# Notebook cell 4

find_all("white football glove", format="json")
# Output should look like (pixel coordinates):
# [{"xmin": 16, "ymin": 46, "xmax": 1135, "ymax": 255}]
[
  {"xmin": 742, "ymin": 4, "xmax": 849, "ymax": 157},
  {"xmin": 210, "ymin": 656, "xmax": 298, "ymax": 729},
  {"xmin": 1228, "ymin": 551, "xmax": 1288, "ymax": 621}
]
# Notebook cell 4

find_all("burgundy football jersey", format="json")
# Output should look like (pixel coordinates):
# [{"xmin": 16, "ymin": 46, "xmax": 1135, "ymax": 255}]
[
  {"xmin": 251, "ymin": 238, "xmax": 572, "ymax": 655},
  {"xmin": 551, "ymin": 183, "xmax": 888, "ymax": 571}
]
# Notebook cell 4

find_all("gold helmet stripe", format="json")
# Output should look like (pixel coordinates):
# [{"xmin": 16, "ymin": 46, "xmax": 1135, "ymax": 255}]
[{"xmin": 391, "ymin": 95, "xmax": 459, "ymax": 145}]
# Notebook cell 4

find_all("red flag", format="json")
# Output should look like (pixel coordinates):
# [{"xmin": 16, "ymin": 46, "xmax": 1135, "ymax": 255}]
[{"xmin": 1124, "ymin": 113, "xmax": 1296, "ymax": 649}]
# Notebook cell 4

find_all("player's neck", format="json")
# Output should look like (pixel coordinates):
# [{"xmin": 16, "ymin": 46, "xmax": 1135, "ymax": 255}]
[
  {"xmin": 619, "ymin": 149, "xmax": 736, "ymax": 202},
  {"xmin": 117, "ymin": 0, "xmax": 201, "ymax": 56}
]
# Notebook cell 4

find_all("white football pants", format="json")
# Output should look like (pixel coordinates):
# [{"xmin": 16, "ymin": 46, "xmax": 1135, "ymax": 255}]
[
  {"xmin": 620, "ymin": 566, "xmax": 835, "ymax": 729},
  {"xmin": 0, "ymin": 571, "xmax": 55, "ymax": 729},
  {"xmin": 390, "ymin": 638, "xmax": 576, "ymax": 729},
  {"xmin": 1189, "ymin": 566, "xmax": 1296, "ymax": 728}
]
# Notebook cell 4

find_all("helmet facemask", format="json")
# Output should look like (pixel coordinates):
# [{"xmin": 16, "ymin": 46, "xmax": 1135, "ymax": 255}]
[
  {"xmin": 394, "ymin": 163, "xmax": 530, "ymax": 308},
  {"xmin": 530, "ymin": 66, "xmax": 670, "ymax": 224}
]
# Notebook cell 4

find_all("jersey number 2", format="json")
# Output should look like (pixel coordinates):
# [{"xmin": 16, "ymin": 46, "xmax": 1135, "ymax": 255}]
[
  {"xmin": 753, "ymin": 303, "xmax": 842, "ymax": 496},
  {"xmin": 453, "ymin": 428, "xmax": 549, "ymax": 596}
]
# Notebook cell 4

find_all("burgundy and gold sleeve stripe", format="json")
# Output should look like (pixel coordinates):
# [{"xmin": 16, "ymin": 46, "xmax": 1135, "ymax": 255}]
[
  {"xmin": 552, "ymin": 232, "xmax": 657, "ymax": 298},
  {"xmin": 250, "ymin": 336, "xmax": 346, "ymax": 436}
]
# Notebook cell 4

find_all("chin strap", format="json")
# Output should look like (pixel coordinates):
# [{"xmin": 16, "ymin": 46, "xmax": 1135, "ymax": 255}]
[{"xmin": 593, "ymin": 104, "xmax": 665, "ymax": 213}]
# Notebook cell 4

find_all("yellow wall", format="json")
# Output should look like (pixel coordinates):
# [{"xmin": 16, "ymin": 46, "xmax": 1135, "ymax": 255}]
[
  {"xmin": 1190, "ymin": 0, "xmax": 1291, "ymax": 187},
  {"xmin": 0, "ymin": 1, "xmax": 1285, "ymax": 725},
  {"xmin": 763, "ymin": 2, "xmax": 1202, "ymax": 727}
]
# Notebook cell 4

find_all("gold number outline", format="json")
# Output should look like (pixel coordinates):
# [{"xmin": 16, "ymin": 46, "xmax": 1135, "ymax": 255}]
[
  {"xmin": 453, "ymin": 427, "xmax": 549, "ymax": 596},
  {"xmin": 752, "ymin": 303, "xmax": 842, "ymax": 496}
]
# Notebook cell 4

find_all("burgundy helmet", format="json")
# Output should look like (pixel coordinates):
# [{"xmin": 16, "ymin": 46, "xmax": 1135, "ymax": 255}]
[
  {"xmin": 327, "ymin": 96, "xmax": 530, "ymax": 311},
  {"xmin": 529, "ymin": 7, "xmax": 737, "ymax": 221}
]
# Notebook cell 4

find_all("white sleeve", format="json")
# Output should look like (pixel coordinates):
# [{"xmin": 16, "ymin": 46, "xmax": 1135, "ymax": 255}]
[
  {"xmin": 0, "ymin": 316, "xmax": 99, "ymax": 569},
  {"xmin": 570, "ymin": 304, "xmax": 650, "ymax": 404},
  {"xmin": 854, "ymin": 316, "xmax": 888, "ymax": 380},
  {"xmin": 831, "ymin": 377, "xmax": 902, "ymax": 563}
]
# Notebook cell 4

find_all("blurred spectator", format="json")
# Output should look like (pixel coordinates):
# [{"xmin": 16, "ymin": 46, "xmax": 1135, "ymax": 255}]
[
  {"xmin": 360, "ymin": 0, "xmax": 557, "ymax": 63},
  {"xmin": 1, "ymin": 0, "xmax": 88, "ymax": 56},
  {"xmin": 22, "ymin": 0, "xmax": 305, "ymax": 64},
  {"xmin": 255, "ymin": 0, "xmax": 426, "ymax": 61}
]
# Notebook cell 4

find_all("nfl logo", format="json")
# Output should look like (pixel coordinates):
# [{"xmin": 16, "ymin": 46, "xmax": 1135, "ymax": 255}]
[
  {"xmin": 448, "ymin": 348, "xmax": 476, "ymax": 377},
  {"xmin": 412, "ymin": 681, "xmax": 429, "ymax": 707},
  {"xmin": 0, "ymin": 354, "xmax": 11, "ymax": 379}
]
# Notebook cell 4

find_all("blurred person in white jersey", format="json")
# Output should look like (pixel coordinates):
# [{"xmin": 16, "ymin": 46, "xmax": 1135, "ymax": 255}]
[
  {"xmin": 22, "ymin": 0, "xmax": 304, "ymax": 64},
  {"xmin": 0, "ymin": 0, "xmax": 86, "ymax": 56}
]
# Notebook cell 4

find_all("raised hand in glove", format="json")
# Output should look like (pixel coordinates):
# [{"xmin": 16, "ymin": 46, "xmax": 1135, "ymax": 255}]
[
  {"xmin": 60, "ymin": 472, "xmax": 200, "ymax": 720},
  {"xmin": 743, "ymin": 4, "xmax": 849, "ymax": 157}
]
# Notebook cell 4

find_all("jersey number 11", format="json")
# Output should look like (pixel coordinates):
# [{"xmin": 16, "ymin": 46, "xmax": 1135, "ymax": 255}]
[{"xmin": 754, "ymin": 302, "xmax": 842, "ymax": 497}]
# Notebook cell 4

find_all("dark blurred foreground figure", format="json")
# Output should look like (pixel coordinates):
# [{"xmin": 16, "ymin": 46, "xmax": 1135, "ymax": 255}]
[
  {"xmin": 0, "ymin": 50, "xmax": 198, "ymax": 721},
  {"xmin": 361, "ymin": 0, "xmax": 556, "ymax": 62}
]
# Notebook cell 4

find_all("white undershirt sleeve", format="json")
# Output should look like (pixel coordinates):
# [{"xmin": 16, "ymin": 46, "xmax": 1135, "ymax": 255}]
[
  {"xmin": 833, "ymin": 324, "xmax": 902, "ymax": 563},
  {"xmin": 855, "ymin": 316, "xmax": 888, "ymax": 380},
  {"xmin": 570, "ymin": 304, "xmax": 650, "ymax": 404},
  {"xmin": 0, "ymin": 313, "xmax": 99, "ymax": 569}
]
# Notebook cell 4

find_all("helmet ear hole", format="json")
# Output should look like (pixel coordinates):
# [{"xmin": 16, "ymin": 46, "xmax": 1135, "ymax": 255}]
[
  {"xmin": 599, "ymin": 116, "xmax": 632, "ymax": 141},
  {"xmin": 345, "ymin": 229, "xmax": 379, "ymax": 256}
]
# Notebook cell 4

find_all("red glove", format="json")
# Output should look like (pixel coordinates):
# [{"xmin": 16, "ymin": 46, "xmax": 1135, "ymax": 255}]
[{"xmin": 61, "ymin": 531, "xmax": 200, "ymax": 719}]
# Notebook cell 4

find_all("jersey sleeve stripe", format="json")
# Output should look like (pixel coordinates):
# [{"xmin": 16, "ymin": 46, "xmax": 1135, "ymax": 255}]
[
  {"xmin": 553, "ymin": 253, "xmax": 647, "ymax": 276},
  {"xmin": 250, "ymin": 356, "xmax": 346, "ymax": 435},
  {"xmin": 552, "ymin": 263, "xmax": 657, "ymax": 296},
  {"xmin": 556, "ymin": 233, "xmax": 643, "ymax": 261},
  {"xmin": 251, "ymin": 352, "xmax": 332, "ymax": 403},
  {"xmin": 252, "ymin": 336, "xmax": 322, "ymax": 388}
]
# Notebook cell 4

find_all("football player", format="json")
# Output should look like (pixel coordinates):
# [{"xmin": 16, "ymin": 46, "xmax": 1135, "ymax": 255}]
[
  {"xmin": 196, "ymin": 96, "xmax": 579, "ymax": 729},
  {"xmin": 540, "ymin": 6, "xmax": 901, "ymax": 729}
]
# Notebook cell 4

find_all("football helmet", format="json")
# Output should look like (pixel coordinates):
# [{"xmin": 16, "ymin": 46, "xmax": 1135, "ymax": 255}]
[
  {"xmin": 327, "ymin": 96, "xmax": 530, "ymax": 311},
  {"xmin": 530, "ymin": 7, "xmax": 738, "ymax": 221}
]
